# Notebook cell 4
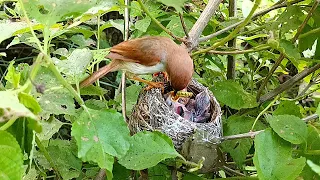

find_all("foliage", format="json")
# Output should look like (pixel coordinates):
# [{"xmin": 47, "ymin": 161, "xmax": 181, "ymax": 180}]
[{"xmin": 0, "ymin": 0, "xmax": 320, "ymax": 179}]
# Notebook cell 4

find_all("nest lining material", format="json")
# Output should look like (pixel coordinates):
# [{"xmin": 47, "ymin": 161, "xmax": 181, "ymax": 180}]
[{"xmin": 128, "ymin": 78, "xmax": 222, "ymax": 150}]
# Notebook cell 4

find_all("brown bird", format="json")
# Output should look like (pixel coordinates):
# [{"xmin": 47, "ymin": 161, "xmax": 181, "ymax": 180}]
[{"xmin": 79, "ymin": 36, "xmax": 194, "ymax": 92}]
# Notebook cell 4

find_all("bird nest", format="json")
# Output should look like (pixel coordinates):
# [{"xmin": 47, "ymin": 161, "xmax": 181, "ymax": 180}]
[
  {"xmin": 129, "ymin": 77, "xmax": 222, "ymax": 147},
  {"xmin": 128, "ymin": 76, "xmax": 223, "ymax": 172}
]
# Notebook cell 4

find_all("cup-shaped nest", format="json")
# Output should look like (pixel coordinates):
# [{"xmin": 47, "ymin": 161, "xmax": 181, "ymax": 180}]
[{"xmin": 129, "ymin": 77, "xmax": 223, "ymax": 173}]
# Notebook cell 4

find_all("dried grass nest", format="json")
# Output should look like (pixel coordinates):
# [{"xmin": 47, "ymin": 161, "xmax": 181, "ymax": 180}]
[{"xmin": 128, "ymin": 77, "xmax": 223, "ymax": 172}]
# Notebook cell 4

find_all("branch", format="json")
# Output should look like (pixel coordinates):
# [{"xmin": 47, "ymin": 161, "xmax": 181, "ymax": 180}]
[
  {"xmin": 179, "ymin": 13, "xmax": 189, "ymax": 38},
  {"xmin": 192, "ymin": 0, "xmax": 261, "ymax": 56},
  {"xmin": 137, "ymin": 0, "xmax": 184, "ymax": 42},
  {"xmin": 187, "ymin": 0, "xmax": 222, "ymax": 50},
  {"xmin": 257, "ymin": 0, "xmax": 320, "ymax": 100},
  {"xmin": 220, "ymin": 130, "xmax": 264, "ymax": 141},
  {"xmin": 259, "ymin": 63, "xmax": 320, "ymax": 103},
  {"xmin": 208, "ymin": 45, "xmax": 270, "ymax": 55},
  {"xmin": 227, "ymin": 0, "xmax": 237, "ymax": 79},
  {"xmin": 220, "ymin": 113, "xmax": 318, "ymax": 142},
  {"xmin": 199, "ymin": 0, "xmax": 304, "ymax": 42}
]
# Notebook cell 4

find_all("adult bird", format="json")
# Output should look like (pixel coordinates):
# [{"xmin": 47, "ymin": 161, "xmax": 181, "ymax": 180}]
[{"xmin": 79, "ymin": 36, "xmax": 194, "ymax": 93}]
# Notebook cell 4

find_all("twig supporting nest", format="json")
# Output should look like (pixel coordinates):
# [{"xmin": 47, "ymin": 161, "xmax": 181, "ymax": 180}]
[{"xmin": 129, "ymin": 77, "xmax": 223, "ymax": 173}]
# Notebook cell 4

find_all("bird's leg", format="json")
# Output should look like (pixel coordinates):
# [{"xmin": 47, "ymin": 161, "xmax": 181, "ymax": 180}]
[
  {"xmin": 128, "ymin": 75, "xmax": 164, "ymax": 92},
  {"xmin": 153, "ymin": 71, "xmax": 168, "ymax": 80}
]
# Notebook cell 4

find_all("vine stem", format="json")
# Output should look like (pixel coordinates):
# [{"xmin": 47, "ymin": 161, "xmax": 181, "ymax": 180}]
[
  {"xmin": 220, "ymin": 113, "xmax": 318, "ymax": 142},
  {"xmin": 137, "ymin": 0, "xmax": 184, "ymax": 42},
  {"xmin": 192, "ymin": 0, "xmax": 262, "ymax": 56},
  {"xmin": 251, "ymin": 96, "xmax": 279, "ymax": 131},
  {"xmin": 0, "ymin": 117, "xmax": 17, "ymax": 130},
  {"xmin": 47, "ymin": 59, "xmax": 84, "ymax": 105},
  {"xmin": 207, "ymin": 45, "xmax": 270, "ymax": 55},
  {"xmin": 256, "ymin": 0, "xmax": 320, "ymax": 100},
  {"xmin": 35, "ymin": 135, "xmax": 62, "ymax": 179}
]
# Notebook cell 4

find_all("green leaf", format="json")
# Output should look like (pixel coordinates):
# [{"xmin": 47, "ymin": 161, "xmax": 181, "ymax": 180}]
[
  {"xmin": 279, "ymin": 39, "xmax": 301, "ymax": 67},
  {"xmin": 135, "ymin": 16, "xmax": 151, "ymax": 32},
  {"xmin": 253, "ymin": 129, "xmax": 306, "ymax": 180},
  {"xmin": 78, "ymin": 0, "xmax": 119, "ymax": 21},
  {"xmin": 37, "ymin": 117, "xmax": 63, "ymax": 141},
  {"xmin": 115, "ymin": 84, "xmax": 142, "ymax": 116},
  {"xmin": 0, "ymin": 20, "xmax": 30, "ymax": 44},
  {"xmin": 34, "ymin": 67, "xmax": 76, "ymax": 116},
  {"xmin": 18, "ymin": 92, "xmax": 41, "ymax": 114},
  {"xmin": 0, "ymin": 130, "xmax": 24, "ymax": 180},
  {"xmin": 5, "ymin": 61, "xmax": 20, "ymax": 88},
  {"xmin": 155, "ymin": 0, "xmax": 187, "ymax": 13},
  {"xmin": 305, "ymin": 124, "xmax": 320, "ymax": 151},
  {"xmin": 268, "ymin": 6, "xmax": 303, "ymax": 35},
  {"xmin": 84, "ymin": 99, "xmax": 108, "ymax": 110},
  {"xmin": 55, "ymin": 48, "xmax": 92, "ymax": 81},
  {"xmin": 160, "ymin": 16, "xmax": 193, "ymax": 38},
  {"xmin": 22, "ymin": 0, "xmax": 99, "ymax": 26},
  {"xmin": 80, "ymin": 85, "xmax": 108, "ymax": 96},
  {"xmin": 69, "ymin": 35, "xmax": 95, "ymax": 48},
  {"xmin": 307, "ymin": 160, "xmax": 320, "ymax": 175},
  {"xmin": 47, "ymin": 140, "xmax": 82, "ymax": 179},
  {"xmin": 38, "ymin": 89, "xmax": 76, "ymax": 116},
  {"xmin": 267, "ymin": 115, "xmax": 307, "ymax": 144},
  {"xmin": 23, "ymin": 167, "xmax": 38, "ymax": 180},
  {"xmin": 0, "ymin": 91, "xmax": 37, "ymax": 122},
  {"xmin": 221, "ymin": 115, "xmax": 265, "ymax": 167},
  {"xmin": 273, "ymin": 100, "xmax": 301, "ymax": 118},
  {"xmin": 118, "ymin": 131, "xmax": 180, "ymax": 170},
  {"xmin": 71, "ymin": 108, "xmax": 130, "ymax": 173},
  {"xmin": 211, "ymin": 80, "xmax": 258, "ymax": 110}
]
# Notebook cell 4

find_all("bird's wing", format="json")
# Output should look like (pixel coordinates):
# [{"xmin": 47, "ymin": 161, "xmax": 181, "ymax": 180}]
[{"xmin": 106, "ymin": 38, "xmax": 163, "ymax": 66}]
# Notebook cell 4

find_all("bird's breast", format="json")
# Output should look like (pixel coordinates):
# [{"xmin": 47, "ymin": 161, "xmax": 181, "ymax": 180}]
[{"xmin": 120, "ymin": 61, "xmax": 166, "ymax": 75}]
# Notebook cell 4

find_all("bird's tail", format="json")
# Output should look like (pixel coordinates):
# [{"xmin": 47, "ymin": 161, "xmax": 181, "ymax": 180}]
[{"xmin": 80, "ymin": 61, "xmax": 119, "ymax": 88}]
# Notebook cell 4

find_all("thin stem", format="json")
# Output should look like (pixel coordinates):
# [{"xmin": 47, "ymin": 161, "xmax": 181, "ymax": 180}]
[
  {"xmin": 137, "ymin": 0, "xmax": 184, "ymax": 42},
  {"xmin": 95, "ymin": 13, "xmax": 101, "ymax": 89},
  {"xmin": 47, "ymin": 58, "xmax": 84, "ymax": 105},
  {"xmin": 17, "ymin": 0, "xmax": 45, "ymax": 54},
  {"xmin": 192, "ymin": 0, "xmax": 261, "ymax": 56},
  {"xmin": 15, "ymin": 53, "xmax": 44, "ymax": 93},
  {"xmin": 299, "ymin": 27, "xmax": 320, "ymax": 39},
  {"xmin": 0, "ymin": 117, "xmax": 17, "ymax": 130},
  {"xmin": 35, "ymin": 135, "xmax": 62, "ymax": 179},
  {"xmin": 209, "ymin": 45, "xmax": 270, "ymax": 55},
  {"xmin": 220, "ymin": 130, "xmax": 264, "ymax": 141},
  {"xmin": 251, "ymin": 96, "xmax": 279, "ymax": 131},
  {"xmin": 222, "ymin": 166, "xmax": 245, "ymax": 176},
  {"xmin": 259, "ymin": 63, "xmax": 320, "ymax": 103},
  {"xmin": 179, "ymin": 13, "xmax": 189, "ymax": 38}
]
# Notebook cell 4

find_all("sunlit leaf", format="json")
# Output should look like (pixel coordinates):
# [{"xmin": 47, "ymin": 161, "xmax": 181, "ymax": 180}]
[
  {"xmin": 0, "ymin": 91, "xmax": 37, "ymax": 122},
  {"xmin": 267, "ymin": 115, "xmax": 307, "ymax": 144},
  {"xmin": 71, "ymin": 108, "xmax": 130, "ymax": 175},
  {"xmin": 155, "ymin": 0, "xmax": 187, "ymax": 13},
  {"xmin": 118, "ymin": 131, "xmax": 180, "ymax": 170},
  {"xmin": 253, "ymin": 129, "xmax": 306, "ymax": 180},
  {"xmin": 211, "ymin": 80, "xmax": 258, "ymax": 110},
  {"xmin": 0, "ymin": 130, "xmax": 24, "ymax": 180}
]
